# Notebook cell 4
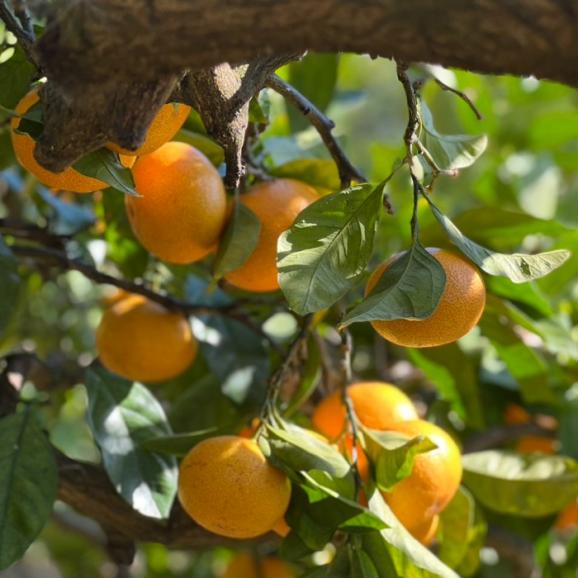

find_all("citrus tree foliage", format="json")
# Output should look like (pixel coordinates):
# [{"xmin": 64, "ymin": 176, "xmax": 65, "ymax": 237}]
[{"xmin": 0, "ymin": 20, "xmax": 577, "ymax": 578}]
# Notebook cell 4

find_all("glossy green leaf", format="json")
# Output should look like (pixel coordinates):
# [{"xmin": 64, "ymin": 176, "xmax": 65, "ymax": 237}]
[
  {"xmin": 486, "ymin": 276, "xmax": 553, "ymax": 317},
  {"xmin": 427, "ymin": 198, "xmax": 570, "ymax": 283},
  {"xmin": 213, "ymin": 202, "xmax": 260, "ymax": 280},
  {"xmin": 340, "ymin": 243, "xmax": 446, "ymax": 327},
  {"xmin": 139, "ymin": 428, "xmax": 219, "ymax": 456},
  {"xmin": 73, "ymin": 148, "xmax": 137, "ymax": 196},
  {"xmin": 363, "ymin": 491, "xmax": 460, "ymax": 578},
  {"xmin": 85, "ymin": 366, "xmax": 178, "ymax": 519},
  {"xmin": 0, "ymin": 409, "xmax": 58, "ymax": 571},
  {"xmin": 278, "ymin": 182, "xmax": 384, "ymax": 315},
  {"xmin": 0, "ymin": 46, "xmax": 34, "ymax": 110},
  {"xmin": 352, "ymin": 549, "xmax": 380, "ymax": 578},
  {"xmin": 421, "ymin": 102, "xmax": 488, "ymax": 170},
  {"xmin": 462, "ymin": 450, "xmax": 578, "ymax": 517},
  {"xmin": 176, "ymin": 128, "xmax": 224, "ymax": 166},
  {"xmin": 0, "ymin": 235, "xmax": 20, "ymax": 333},
  {"xmin": 363, "ymin": 428, "xmax": 436, "ymax": 492}
]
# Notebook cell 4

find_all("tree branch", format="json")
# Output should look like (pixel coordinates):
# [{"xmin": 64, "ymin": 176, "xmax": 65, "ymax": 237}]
[
  {"xmin": 0, "ymin": 0, "xmax": 37, "ymax": 67},
  {"xmin": 267, "ymin": 75, "xmax": 365, "ymax": 188}
]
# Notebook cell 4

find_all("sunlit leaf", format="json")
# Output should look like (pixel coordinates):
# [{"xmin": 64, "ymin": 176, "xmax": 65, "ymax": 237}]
[{"xmin": 73, "ymin": 148, "xmax": 137, "ymax": 196}]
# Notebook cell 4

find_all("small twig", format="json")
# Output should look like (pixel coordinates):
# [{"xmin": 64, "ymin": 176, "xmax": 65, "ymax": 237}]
[
  {"xmin": 266, "ymin": 75, "xmax": 366, "ymax": 189},
  {"xmin": 434, "ymin": 78, "xmax": 483, "ymax": 120},
  {"xmin": 0, "ymin": 218, "xmax": 68, "ymax": 247},
  {"xmin": 396, "ymin": 62, "xmax": 420, "ymax": 153},
  {"xmin": 0, "ymin": 0, "xmax": 37, "ymax": 67},
  {"xmin": 12, "ymin": 0, "xmax": 33, "ymax": 41}
]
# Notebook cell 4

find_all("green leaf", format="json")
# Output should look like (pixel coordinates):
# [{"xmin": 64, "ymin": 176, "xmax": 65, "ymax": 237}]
[
  {"xmin": 340, "ymin": 243, "xmax": 446, "ymax": 328},
  {"xmin": 408, "ymin": 345, "xmax": 484, "ymax": 429},
  {"xmin": 271, "ymin": 159, "xmax": 340, "ymax": 193},
  {"xmin": 192, "ymin": 314, "xmax": 269, "ymax": 405},
  {"xmin": 479, "ymin": 303, "xmax": 556, "ymax": 404},
  {"xmin": 138, "ymin": 428, "xmax": 219, "ymax": 456},
  {"xmin": 287, "ymin": 53, "xmax": 339, "ymax": 132},
  {"xmin": 420, "ymin": 102, "xmax": 487, "ymax": 170},
  {"xmin": 462, "ymin": 450, "xmax": 578, "ymax": 517},
  {"xmin": 278, "ymin": 182, "xmax": 384, "ymax": 315},
  {"xmin": 0, "ymin": 409, "xmax": 58, "ymax": 571},
  {"xmin": 560, "ymin": 400, "xmax": 578, "ymax": 461},
  {"xmin": 285, "ymin": 334, "xmax": 322, "ymax": 417},
  {"xmin": 438, "ymin": 487, "xmax": 486, "ymax": 576},
  {"xmin": 213, "ymin": 202, "xmax": 261, "ymax": 280},
  {"xmin": 352, "ymin": 548, "xmax": 380, "ymax": 578},
  {"xmin": 176, "ymin": 128, "xmax": 224, "ymax": 166},
  {"xmin": 85, "ymin": 366, "xmax": 178, "ymax": 519},
  {"xmin": 100, "ymin": 189, "xmax": 149, "ymax": 278},
  {"xmin": 73, "ymin": 148, "xmax": 137, "ymax": 196},
  {"xmin": 362, "ymin": 428, "xmax": 436, "ymax": 492},
  {"xmin": 363, "ymin": 491, "xmax": 460, "ymax": 578},
  {"xmin": 486, "ymin": 276, "xmax": 553, "ymax": 317},
  {"xmin": 263, "ymin": 423, "xmax": 352, "ymax": 479},
  {"xmin": 0, "ymin": 46, "xmax": 34, "ymax": 110},
  {"xmin": 0, "ymin": 235, "xmax": 20, "ymax": 333},
  {"xmin": 427, "ymin": 197, "xmax": 570, "ymax": 283}
]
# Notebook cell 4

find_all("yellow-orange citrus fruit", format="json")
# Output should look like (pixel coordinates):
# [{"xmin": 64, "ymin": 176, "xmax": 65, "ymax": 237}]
[
  {"xmin": 178, "ymin": 436, "xmax": 291, "ymax": 539},
  {"xmin": 221, "ymin": 554, "xmax": 295, "ymax": 578},
  {"xmin": 382, "ymin": 420, "xmax": 462, "ymax": 533},
  {"xmin": 555, "ymin": 501, "xmax": 578, "ymax": 531},
  {"xmin": 504, "ymin": 403, "xmax": 531, "ymax": 425},
  {"xmin": 411, "ymin": 514, "xmax": 439, "ymax": 546},
  {"xmin": 516, "ymin": 436, "xmax": 556, "ymax": 455},
  {"xmin": 312, "ymin": 381, "xmax": 418, "ymax": 441},
  {"xmin": 224, "ymin": 179, "xmax": 318, "ymax": 292},
  {"xmin": 119, "ymin": 154, "xmax": 136, "ymax": 169},
  {"xmin": 107, "ymin": 103, "xmax": 191, "ymax": 156},
  {"xmin": 367, "ymin": 249, "xmax": 486, "ymax": 348},
  {"xmin": 272, "ymin": 517, "xmax": 291, "ymax": 538},
  {"xmin": 128, "ymin": 141, "xmax": 227, "ymax": 264},
  {"xmin": 96, "ymin": 294, "xmax": 197, "ymax": 382},
  {"xmin": 11, "ymin": 90, "xmax": 106, "ymax": 193}
]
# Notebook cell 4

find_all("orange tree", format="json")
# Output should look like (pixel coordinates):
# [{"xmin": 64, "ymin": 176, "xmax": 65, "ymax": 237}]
[{"xmin": 0, "ymin": 2, "xmax": 578, "ymax": 578}]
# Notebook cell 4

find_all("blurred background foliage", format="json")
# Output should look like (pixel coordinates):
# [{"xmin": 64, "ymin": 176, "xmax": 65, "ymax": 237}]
[{"xmin": 1, "ymin": 24, "xmax": 577, "ymax": 578}]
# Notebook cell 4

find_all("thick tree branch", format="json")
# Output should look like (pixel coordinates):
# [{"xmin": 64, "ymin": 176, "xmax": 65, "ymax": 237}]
[
  {"xmin": 0, "ymin": 0, "xmax": 37, "ymax": 66},
  {"xmin": 267, "ymin": 75, "xmax": 365, "ymax": 188}
]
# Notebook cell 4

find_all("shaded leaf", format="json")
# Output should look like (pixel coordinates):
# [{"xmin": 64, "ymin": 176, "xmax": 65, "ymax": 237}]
[
  {"xmin": 176, "ymin": 128, "xmax": 224, "ymax": 166},
  {"xmin": 421, "ymin": 103, "xmax": 487, "ymax": 170},
  {"xmin": 0, "ymin": 235, "xmax": 20, "ymax": 332},
  {"xmin": 213, "ymin": 202, "xmax": 261, "ymax": 280},
  {"xmin": 340, "ymin": 243, "xmax": 446, "ymax": 327},
  {"xmin": 462, "ymin": 450, "xmax": 578, "ymax": 517},
  {"xmin": 73, "ymin": 148, "xmax": 137, "ymax": 196},
  {"xmin": 427, "ymin": 198, "xmax": 570, "ymax": 283},
  {"xmin": 85, "ymin": 366, "xmax": 178, "ymax": 519},
  {"xmin": 139, "ymin": 428, "xmax": 219, "ymax": 456},
  {"xmin": 278, "ymin": 182, "xmax": 384, "ymax": 315},
  {"xmin": 0, "ymin": 409, "xmax": 58, "ymax": 570},
  {"xmin": 271, "ymin": 159, "xmax": 340, "ymax": 194},
  {"xmin": 0, "ymin": 46, "xmax": 35, "ymax": 110}
]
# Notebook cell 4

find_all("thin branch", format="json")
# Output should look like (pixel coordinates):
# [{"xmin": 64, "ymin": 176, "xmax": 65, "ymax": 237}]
[
  {"xmin": 0, "ymin": 218, "xmax": 68, "ymax": 247},
  {"xmin": 396, "ymin": 62, "xmax": 420, "ymax": 152},
  {"xmin": 433, "ymin": 78, "xmax": 483, "ymax": 120},
  {"xmin": 0, "ymin": 0, "xmax": 37, "ymax": 67},
  {"xmin": 12, "ymin": 0, "xmax": 33, "ymax": 41},
  {"xmin": 266, "ymin": 75, "xmax": 366, "ymax": 189}
]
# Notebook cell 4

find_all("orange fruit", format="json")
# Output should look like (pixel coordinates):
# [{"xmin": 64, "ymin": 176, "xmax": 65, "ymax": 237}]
[
  {"xmin": 504, "ymin": 403, "xmax": 531, "ymax": 425},
  {"xmin": 128, "ymin": 142, "xmax": 227, "ymax": 264},
  {"xmin": 118, "ymin": 154, "xmax": 136, "ymax": 169},
  {"xmin": 96, "ymin": 294, "xmax": 197, "ymax": 382},
  {"xmin": 367, "ymin": 249, "xmax": 486, "ymax": 348},
  {"xmin": 410, "ymin": 514, "xmax": 439, "ymax": 546},
  {"xmin": 381, "ymin": 420, "xmax": 462, "ymax": 533},
  {"xmin": 221, "ymin": 553, "xmax": 295, "ymax": 578},
  {"xmin": 107, "ymin": 103, "xmax": 191, "ymax": 156},
  {"xmin": 516, "ymin": 436, "xmax": 556, "ymax": 454},
  {"xmin": 11, "ymin": 89, "xmax": 106, "ymax": 193},
  {"xmin": 178, "ymin": 436, "xmax": 291, "ymax": 539},
  {"xmin": 555, "ymin": 501, "xmax": 578, "ymax": 531},
  {"xmin": 272, "ymin": 517, "xmax": 291, "ymax": 538},
  {"xmin": 224, "ymin": 179, "xmax": 318, "ymax": 292},
  {"xmin": 312, "ymin": 381, "xmax": 418, "ymax": 441}
]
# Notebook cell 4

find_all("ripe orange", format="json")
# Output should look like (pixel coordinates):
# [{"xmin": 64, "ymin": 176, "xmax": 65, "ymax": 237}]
[
  {"xmin": 11, "ymin": 89, "xmax": 106, "ymax": 193},
  {"xmin": 410, "ymin": 514, "xmax": 439, "ymax": 546},
  {"xmin": 381, "ymin": 420, "xmax": 462, "ymax": 534},
  {"xmin": 96, "ymin": 294, "xmax": 197, "ymax": 382},
  {"xmin": 366, "ymin": 249, "xmax": 486, "ymax": 348},
  {"xmin": 178, "ymin": 436, "xmax": 291, "ymax": 539},
  {"xmin": 221, "ymin": 553, "xmax": 295, "ymax": 578},
  {"xmin": 107, "ymin": 103, "xmax": 191, "ymax": 156},
  {"xmin": 555, "ymin": 501, "xmax": 578, "ymax": 531},
  {"xmin": 312, "ymin": 381, "xmax": 418, "ymax": 441},
  {"xmin": 224, "ymin": 179, "xmax": 318, "ymax": 293},
  {"xmin": 272, "ymin": 517, "xmax": 291, "ymax": 538},
  {"xmin": 128, "ymin": 142, "xmax": 227, "ymax": 264}
]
